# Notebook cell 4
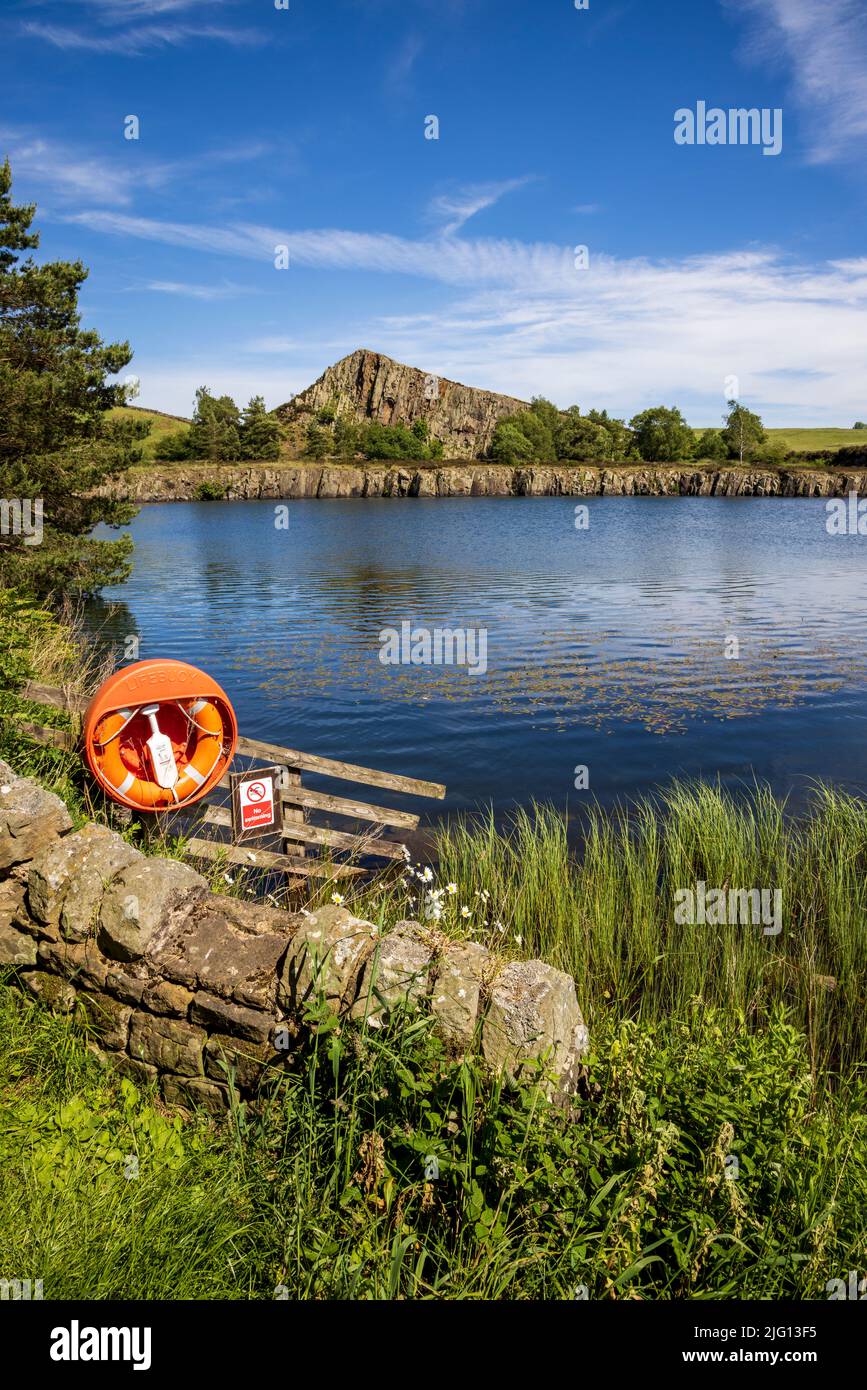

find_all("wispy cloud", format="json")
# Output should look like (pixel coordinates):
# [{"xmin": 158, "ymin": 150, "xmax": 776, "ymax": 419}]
[
  {"xmin": 1, "ymin": 129, "xmax": 273, "ymax": 207},
  {"xmin": 146, "ymin": 280, "xmax": 249, "ymax": 301},
  {"xmin": 386, "ymin": 33, "xmax": 423, "ymax": 94},
  {"xmin": 428, "ymin": 178, "xmax": 536, "ymax": 236},
  {"xmin": 573, "ymin": 203, "xmax": 602, "ymax": 215},
  {"xmin": 728, "ymin": 0, "xmax": 867, "ymax": 161},
  {"xmin": 21, "ymin": 20, "xmax": 264, "ymax": 54},
  {"xmin": 64, "ymin": 207, "xmax": 867, "ymax": 423}
]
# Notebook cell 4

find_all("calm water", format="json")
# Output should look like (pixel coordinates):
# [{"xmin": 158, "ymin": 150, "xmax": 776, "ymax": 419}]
[{"xmin": 92, "ymin": 497, "xmax": 867, "ymax": 825}]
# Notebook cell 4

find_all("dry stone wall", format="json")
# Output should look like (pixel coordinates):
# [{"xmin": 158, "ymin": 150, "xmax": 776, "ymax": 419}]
[{"xmin": 0, "ymin": 760, "xmax": 589, "ymax": 1111}]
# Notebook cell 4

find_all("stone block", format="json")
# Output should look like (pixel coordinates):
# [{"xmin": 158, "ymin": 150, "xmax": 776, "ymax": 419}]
[
  {"xmin": 482, "ymin": 959, "xmax": 590, "ymax": 1095},
  {"xmin": 128, "ymin": 1012, "xmax": 205, "ymax": 1076},
  {"xmin": 430, "ymin": 940, "xmax": 489, "ymax": 1052},
  {"xmin": 190, "ymin": 991, "xmax": 272, "ymax": 1042},
  {"xmin": 77, "ymin": 990, "xmax": 133, "ymax": 1051},
  {"xmin": 352, "ymin": 922, "xmax": 434, "ymax": 1026},
  {"xmin": 37, "ymin": 937, "xmax": 109, "ymax": 991},
  {"xmin": 98, "ymin": 858, "xmax": 207, "ymax": 961},
  {"xmin": 0, "ymin": 921, "xmax": 38, "ymax": 967},
  {"xmin": 142, "ymin": 979, "xmax": 194, "ymax": 1018},
  {"xmin": 156, "ymin": 895, "xmax": 292, "ymax": 1007},
  {"xmin": 278, "ymin": 905, "xmax": 378, "ymax": 1013},
  {"xmin": 0, "ymin": 766, "xmax": 72, "ymax": 870},
  {"xmin": 161, "ymin": 1074, "xmax": 228, "ymax": 1115}
]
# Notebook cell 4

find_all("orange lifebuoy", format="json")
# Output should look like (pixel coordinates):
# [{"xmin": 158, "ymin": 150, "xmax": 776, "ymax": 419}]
[{"xmin": 83, "ymin": 660, "xmax": 237, "ymax": 812}]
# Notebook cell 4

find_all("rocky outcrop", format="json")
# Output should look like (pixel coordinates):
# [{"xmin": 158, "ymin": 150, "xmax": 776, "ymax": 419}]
[
  {"xmin": 0, "ymin": 760, "xmax": 589, "ymax": 1110},
  {"xmin": 94, "ymin": 464, "xmax": 867, "ymax": 503},
  {"xmin": 275, "ymin": 349, "xmax": 528, "ymax": 460}
]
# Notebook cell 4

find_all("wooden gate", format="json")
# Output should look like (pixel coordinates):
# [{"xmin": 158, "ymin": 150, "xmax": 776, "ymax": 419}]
[{"xmin": 15, "ymin": 681, "xmax": 446, "ymax": 887}]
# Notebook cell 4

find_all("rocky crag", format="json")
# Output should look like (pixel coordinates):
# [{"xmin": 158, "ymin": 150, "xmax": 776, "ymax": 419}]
[
  {"xmin": 275, "ymin": 349, "xmax": 528, "ymax": 460},
  {"xmin": 0, "ymin": 761, "xmax": 589, "ymax": 1112},
  {"xmin": 95, "ymin": 464, "xmax": 867, "ymax": 503}
]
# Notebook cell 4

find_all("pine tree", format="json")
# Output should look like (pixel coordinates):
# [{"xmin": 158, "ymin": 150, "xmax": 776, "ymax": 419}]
[
  {"xmin": 239, "ymin": 395, "xmax": 280, "ymax": 460},
  {"xmin": 187, "ymin": 387, "xmax": 242, "ymax": 461},
  {"xmin": 0, "ymin": 160, "xmax": 145, "ymax": 596}
]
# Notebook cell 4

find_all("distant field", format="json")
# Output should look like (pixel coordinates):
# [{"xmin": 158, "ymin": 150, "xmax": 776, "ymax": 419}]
[{"xmin": 765, "ymin": 427, "xmax": 866, "ymax": 452}]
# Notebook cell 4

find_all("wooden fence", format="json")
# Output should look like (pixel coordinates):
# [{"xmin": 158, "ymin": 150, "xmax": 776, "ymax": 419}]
[{"xmin": 15, "ymin": 681, "xmax": 446, "ymax": 887}]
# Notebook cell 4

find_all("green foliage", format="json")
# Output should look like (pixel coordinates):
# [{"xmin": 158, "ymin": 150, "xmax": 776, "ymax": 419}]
[
  {"xmin": 316, "ymin": 398, "xmax": 339, "ymax": 426},
  {"xmin": 489, "ymin": 405, "xmax": 558, "ymax": 463},
  {"xmin": 0, "ymin": 160, "xmax": 142, "ymax": 597},
  {"xmin": 0, "ymin": 590, "xmax": 41, "ymax": 697},
  {"xmin": 585, "ymin": 410, "xmax": 635, "ymax": 461},
  {"xmin": 721, "ymin": 400, "xmax": 766, "ymax": 463},
  {"xmin": 333, "ymin": 414, "xmax": 361, "ymax": 457},
  {"xmin": 854, "ymin": 421, "xmax": 866, "ymax": 430},
  {"xmin": 693, "ymin": 428, "xmax": 728, "ymax": 461},
  {"xmin": 360, "ymin": 420, "xmax": 441, "ymax": 461},
  {"xmin": 194, "ymin": 481, "xmax": 229, "ymax": 501},
  {"xmin": 187, "ymin": 387, "xmax": 241, "ymax": 462},
  {"xmin": 154, "ymin": 427, "xmax": 193, "ymax": 461},
  {"xmin": 746, "ymin": 440, "xmax": 789, "ymax": 468},
  {"xmin": 629, "ymin": 405, "xmax": 695, "ymax": 463},
  {"xmin": 489, "ymin": 421, "xmax": 536, "ymax": 464},
  {"xmin": 304, "ymin": 421, "xmax": 334, "ymax": 459},
  {"xmin": 555, "ymin": 408, "xmax": 613, "ymax": 462},
  {"xmin": 239, "ymin": 395, "xmax": 280, "ymax": 461},
  {"xmin": 0, "ymin": 981, "xmax": 863, "ymax": 1300}
]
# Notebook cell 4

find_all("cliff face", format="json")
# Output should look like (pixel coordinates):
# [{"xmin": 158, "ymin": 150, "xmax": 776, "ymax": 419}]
[
  {"xmin": 95, "ymin": 465, "xmax": 867, "ymax": 503},
  {"xmin": 275, "ymin": 349, "xmax": 528, "ymax": 459}
]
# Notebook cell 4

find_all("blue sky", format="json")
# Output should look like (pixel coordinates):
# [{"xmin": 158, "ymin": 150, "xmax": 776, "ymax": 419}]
[{"xmin": 3, "ymin": 0, "xmax": 867, "ymax": 425}]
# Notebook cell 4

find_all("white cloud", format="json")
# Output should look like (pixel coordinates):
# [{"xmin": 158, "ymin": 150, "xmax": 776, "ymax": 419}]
[
  {"xmin": 74, "ymin": 207, "xmax": 867, "ymax": 423},
  {"xmin": 2, "ymin": 130, "xmax": 271, "ymax": 207},
  {"xmin": 146, "ymin": 280, "xmax": 249, "ymax": 300},
  {"xmin": 728, "ymin": 0, "xmax": 867, "ymax": 161},
  {"xmin": 428, "ymin": 178, "xmax": 535, "ymax": 236},
  {"xmin": 21, "ymin": 21, "xmax": 263, "ymax": 55}
]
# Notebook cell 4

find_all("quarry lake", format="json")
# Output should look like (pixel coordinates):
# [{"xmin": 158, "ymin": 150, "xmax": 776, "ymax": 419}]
[{"xmin": 93, "ymin": 496, "xmax": 867, "ymax": 826}]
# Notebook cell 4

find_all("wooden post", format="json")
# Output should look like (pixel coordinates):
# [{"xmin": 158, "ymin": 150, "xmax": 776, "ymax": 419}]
[{"xmin": 280, "ymin": 763, "xmax": 306, "ymax": 858}]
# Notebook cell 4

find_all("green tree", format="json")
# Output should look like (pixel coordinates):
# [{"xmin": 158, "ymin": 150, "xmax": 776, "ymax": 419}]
[
  {"xmin": 721, "ymin": 400, "xmax": 766, "ymax": 464},
  {"xmin": 490, "ymin": 407, "xmax": 556, "ymax": 462},
  {"xmin": 333, "ymin": 414, "xmax": 360, "ymax": 457},
  {"xmin": 555, "ymin": 409, "xmax": 612, "ymax": 462},
  {"xmin": 528, "ymin": 396, "xmax": 562, "ymax": 438},
  {"xmin": 489, "ymin": 421, "xmax": 535, "ymax": 465},
  {"xmin": 156, "ymin": 428, "xmax": 192, "ymax": 461},
  {"xmin": 187, "ymin": 388, "xmax": 241, "ymax": 461},
  {"xmin": 629, "ymin": 406, "xmax": 694, "ymax": 462},
  {"xmin": 585, "ymin": 409, "xmax": 635, "ymax": 461},
  {"xmin": 304, "ymin": 422, "xmax": 334, "ymax": 459},
  {"xmin": 0, "ymin": 160, "xmax": 143, "ymax": 597},
  {"xmin": 693, "ymin": 428, "xmax": 727, "ymax": 461},
  {"xmin": 239, "ymin": 395, "xmax": 280, "ymax": 461}
]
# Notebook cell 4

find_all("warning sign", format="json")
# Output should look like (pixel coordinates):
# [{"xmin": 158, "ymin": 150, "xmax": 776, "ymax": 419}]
[
  {"xmin": 230, "ymin": 764, "xmax": 284, "ymax": 843},
  {"xmin": 239, "ymin": 776, "xmax": 275, "ymax": 830}
]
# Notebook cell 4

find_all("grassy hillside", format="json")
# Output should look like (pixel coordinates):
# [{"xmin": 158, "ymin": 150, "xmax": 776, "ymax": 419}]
[
  {"xmin": 765, "ymin": 427, "xmax": 866, "ymax": 452},
  {"xmin": 111, "ymin": 405, "xmax": 189, "ymax": 461}
]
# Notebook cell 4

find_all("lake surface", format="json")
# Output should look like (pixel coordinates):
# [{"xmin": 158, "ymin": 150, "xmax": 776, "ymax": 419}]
[{"xmin": 92, "ymin": 497, "xmax": 867, "ymax": 826}]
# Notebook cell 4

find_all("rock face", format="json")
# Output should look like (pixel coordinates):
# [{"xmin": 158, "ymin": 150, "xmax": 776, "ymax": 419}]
[
  {"xmin": 1, "ymin": 761, "xmax": 590, "ymax": 1110},
  {"xmin": 275, "ymin": 349, "xmax": 528, "ymax": 460},
  {"xmin": 93, "ymin": 463, "xmax": 867, "ymax": 504}
]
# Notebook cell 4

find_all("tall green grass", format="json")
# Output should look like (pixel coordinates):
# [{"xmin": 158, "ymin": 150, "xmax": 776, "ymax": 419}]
[{"xmin": 430, "ymin": 784, "xmax": 867, "ymax": 1077}]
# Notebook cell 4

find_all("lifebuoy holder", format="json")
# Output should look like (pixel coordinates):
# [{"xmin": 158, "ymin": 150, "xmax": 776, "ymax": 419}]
[{"xmin": 83, "ymin": 659, "xmax": 238, "ymax": 812}]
